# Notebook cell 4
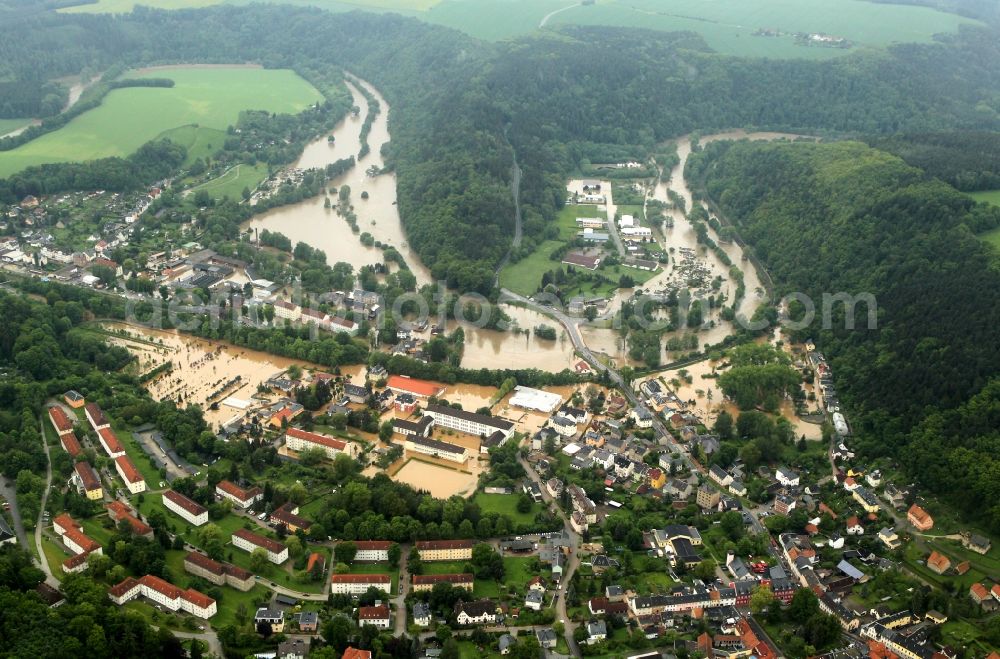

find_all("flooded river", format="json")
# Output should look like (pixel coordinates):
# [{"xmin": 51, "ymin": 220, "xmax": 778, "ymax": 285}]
[{"xmin": 245, "ymin": 78, "xmax": 432, "ymax": 287}]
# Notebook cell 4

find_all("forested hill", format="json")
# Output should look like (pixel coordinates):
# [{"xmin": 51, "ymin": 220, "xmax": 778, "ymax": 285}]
[
  {"xmin": 688, "ymin": 140, "xmax": 1000, "ymax": 533},
  {"xmin": 5, "ymin": 7, "xmax": 1000, "ymax": 290}
]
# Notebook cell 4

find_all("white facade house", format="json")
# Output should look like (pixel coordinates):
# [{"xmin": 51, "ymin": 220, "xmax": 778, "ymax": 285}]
[
  {"xmin": 163, "ymin": 490, "xmax": 208, "ymax": 526},
  {"xmin": 284, "ymin": 427, "xmax": 355, "ymax": 460},
  {"xmin": 115, "ymin": 455, "xmax": 146, "ymax": 494},
  {"xmin": 272, "ymin": 300, "xmax": 301, "ymax": 321},
  {"xmin": 405, "ymin": 435, "xmax": 468, "ymax": 464},
  {"xmin": 776, "ymin": 466, "xmax": 800, "ymax": 487},
  {"xmin": 329, "ymin": 574, "xmax": 391, "ymax": 595},
  {"xmin": 108, "ymin": 575, "xmax": 216, "ymax": 619},
  {"xmin": 353, "ymin": 540, "xmax": 391, "ymax": 562},
  {"xmin": 358, "ymin": 606, "xmax": 391, "ymax": 629},
  {"xmin": 423, "ymin": 405, "xmax": 514, "ymax": 440},
  {"xmin": 232, "ymin": 529, "xmax": 288, "ymax": 564},
  {"xmin": 215, "ymin": 480, "xmax": 263, "ymax": 509}
]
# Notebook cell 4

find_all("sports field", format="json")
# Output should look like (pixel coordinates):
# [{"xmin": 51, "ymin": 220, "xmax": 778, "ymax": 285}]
[{"xmin": 0, "ymin": 67, "xmax": 323, "ymax": 178}]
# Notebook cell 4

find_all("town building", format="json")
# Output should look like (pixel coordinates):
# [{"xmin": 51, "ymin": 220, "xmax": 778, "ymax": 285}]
[
  {"xmin": 392, "ymin": 416, "xmax": 433, "ymax": 439},
  {"xmin": 404, "ymin": 435, "xmax": 468, "ymax": 464},
  {"xmin": 358, "ymin": 605, "xmax": 391, "ymax": 629},
  {"xmin": 48, "ymin": 406, "xmax": 75, "ymax": 437},
  {"xmin": 412, "ymin": 573, "xmax": 474, "ymax": 592},
  {"xmin": 232, "ymin": 529, "xmax": 288, "ymax": 564},
  {"xmin": 697, "ymin": 484, "xmax": 720, "ymax": 510},
  {"xmin": 60, "ymin": 432, "xmax": 82, "ymax": 457},
  {"xmin": 114, "ymin": 455, "xmax": 146, "ymax": 494},
  {"xmin": 413, "ymin": 601, "xmax": 432, "ymax": 626},
  {"xmin": 64, "ymin": 390, "xmax": 86, "ymax": 409},
  {"xmin": 73, "ymin": 461, "xmax": 103, "ymax": 500},
  {"xmin": 109, "ymin": 575, "xmax": 216, "ymax": 619},
  {"xmin": 53, "ymin": 514, "xmax": 102, "ymax": 558},
  {"xmin": 852, "ymin": 486, "xmax": 881, "ymax": 513},
  {"xmin": 297, "ymin": 611, "xmax": 319, "ymax": 633},
  {"xmin": 163, "ymin": 490, "xmax": 208, "ymax": 526},
  {"xmin": 907, "ymin": 504, "xmax": 934, "ymax": 531},
  {"xmin": 284, "ymin": 427, "xmax": 355, "ymax": 460},
  {"xmin": 183, "ymin": 551, "xmax": 255, "ymax": 591},
  {"xmin": 97, "ymin": 428, "xmax": 126, "ymax": 458},
  {"xmin": 454, "ymin": 599, "xmax": 499, "ymax": 626},
  {"xmin": 106, "ymin": 501, "xmax": 153, "ymax": 539},
  {"xmin": 215, "ymin": 480, "xmax": 263, "ymax": 509},
  {"xmin": 423, "ymin": 405, "xmax": 515, "ymax": 440},
  {"xmin": 270, "ymin": 502, "xmax": 311, "ymax": 533},
  {"xmin": 329, "ymin": 573, "xmax": 391, "ymax": 595},
  {"xmin": 353, "ymin": 540, "xmax": 392, "ymax": 562},
  {"xmin": 416, "ymin": 539, "xmax": 474, "ymax": 561},
  {"xmin": 385, "ymin": 375, "xmax": 444, "ymax": 399},
  {"xmin": 255, "ymin": 607, "xmax": 285, "ymax": 632},
  {"xmin": 84, "ymin": 402, "xmax": 109, "ymax": 432}
]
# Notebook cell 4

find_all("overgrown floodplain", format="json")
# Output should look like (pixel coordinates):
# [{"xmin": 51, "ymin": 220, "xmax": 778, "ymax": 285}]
[
  {"xmin": 59, "ymin": 0, "xmax": 977, "ymax": 60},
  {"xmin": 0, "ymin": 67, "xmax": 323, "ymax": 177}
]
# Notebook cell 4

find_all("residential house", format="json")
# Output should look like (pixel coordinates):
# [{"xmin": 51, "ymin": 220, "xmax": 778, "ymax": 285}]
[
  {"xmin": 970, "ymin": 583, "xmax": 990, "ymax": 605},
  {"xmin": 907, "ymin": 504, "xmax": 933, "ymax": 531},
  {"xmin": 878, "ymin": 528, "xmax": 901, "ymax": 551},
  {"xmin": 358, "ymin": 605, "xmax": 391, "ymax": 629},
  {"xmin": 454, "ymin": 599, "xmax": 499, "ymax": 626},
  {"xmin": 926, "ymin": 551, "xmax": 951, "ymax": 575},
  {"xmin": 163, "ymin": 490, "xmax": 208, "ymax": 526},
  {"xmin": 215, "ymin": 480, "xmax": 263, "ymax": 509},
  {"xmin": 586, "ymin": 620, "xmax": 608, "ymax": 645},
  {"xmin": 524, "ymin": 590, "xmax": 544, "ymax": 611},
  {"xmin": 412, "ymin": 602, "xmax": 432, "ymax": 627},
  {"xmin": 232, "ymin": 529, "xmax": 289, "ymax": 564},
  {"xmin": 710, "ymin": 465, "xmax": 733, "ymax": 487},
  {"xmin": 329, "ymin": 574, "xmax": 391, "ymax": 595},
  {"xmin": 255, "ymin": 608, "xmax": 285, "ymax": 633},
  {"xmin": 962, "ymin": 533, "xmax": 991, "ymax": 555},
  {"xmin": 776, "ymin": 466, "xmax": 800, "ymax": 487},
  {"xmin": 697, "ymin": 484, "xmax": 720, "ymax": 510}
]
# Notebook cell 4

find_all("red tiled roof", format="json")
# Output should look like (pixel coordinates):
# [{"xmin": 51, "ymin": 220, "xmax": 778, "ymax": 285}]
[
  {"xmin": 181, "ymin": 588, "xmax": 215, "ymax": 610},
  {"xmin": 907, "ymin": 504, "xmax": 932, "ymax": 524},
  {"xmin": 48, "ymin": 406, "xmax": 74, "ymax": 434},
  {"xmin": 359, "ymin": 605, "xmax": 390, "ymax": 620},
  {"xmin": 140, "ymin": 574, "xmax": 181, "ymax": 599},
  {"xmin": 163, "ymin": 490, "xmax": 207, "ymax": 516},
  {"xmin": 63, "ymin": 552, "xmax": 89, "ymax": 570},
  {"xmin": 106, "ymin": 501, "xmax": 152, "ymax": 536},
  {"xmin": 216, "ymin": 480, "xmax": 262, "ymax": 502},
  {"xmin": 286, "ymin": 426, "xmax": 346, "ymax": 451},
  {"xmin": 970, "ymin": 582, "xmax": 989, "ymax": 600},
  {"xmin": 184, "ymin": 551, "xmax": 225, "ymax": 576},
  {"xmin": 415, "ymin": 539, "xmax": 473, "ymax": 550},
  {"xmin": 385, "ymin": 375, "xmax": 443, "ymax": 397},
  {"xmin": 233, "ymin": 528, "xmax": 284, "ymax": 554},
  {"xmin": 115, "ymin": 455, "xmax": 143, "ymax": 484},
  {"xmin": 53, "ymin": 513, "xmax": 80, "ymax": 533},
  {"xmin": 74, "ymin": 461, "xmax": 101, "ymax": 492},
  {"xmin": 342, "ymin": 649, "xmax": 372, "ymax": 659},
  {"xmin": 926, "ymin": 551, "xmax": 950, "ymax": 573},
  {"xmin": 354, "ymin": 540, "xmax": 392, "ymax": 551},
  {"xmin": 98, "ymin": 427, "xmax": 124, "ymax": 454},
  {"xmin": 109, "ymin": 576, "xmax": 140, "ymax": 598},
  {"xmin": 63, "ymin": 527, "xmax": 100, "ymax": 554},
  {"xmin": 60, "ymin": 433, "xmax": 82, "ymax": 457},
  {"xmin": 411, "ymin": 573, "xmax": 473, "ymax": 586},
  {"xmin": 330, "ymin": 574, "xmax": 390, "ymax": 584},
  {"xmin": 85, "ymin": 403, "xmax": 108, "ymax": 426},
  {"xmin": 307, "ymin": 552, "xmax": 325, "ymax": 573}
]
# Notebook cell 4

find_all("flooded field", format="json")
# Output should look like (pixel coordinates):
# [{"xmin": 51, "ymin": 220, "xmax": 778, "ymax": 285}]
[
  {"xmin": 390, "ymin": 458, "xmax": 479, "ymax": 499},
  {"xmin": 102, "ymin": 322, "xmax": 321, "ymax": 429},
  {"xmin": 245, "ymin": 78, "xmax": 432, "ymax": 287},
  {"xmin": 451, "ymin": 303, "xmax": 578, "ymax": 372}
]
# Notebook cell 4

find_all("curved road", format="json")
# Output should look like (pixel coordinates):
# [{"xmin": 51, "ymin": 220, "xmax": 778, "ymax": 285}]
[
  {"xmin": 34, "ymin": 412, "xmax": 59, "ymax": 587},
  {"xmin": 539, "ymin": 2, "xmax": 579, "ymax": 28}
]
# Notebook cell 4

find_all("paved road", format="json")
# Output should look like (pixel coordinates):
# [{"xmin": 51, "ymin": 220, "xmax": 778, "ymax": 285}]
[
  {"xmin": 165, "ymin": 629, "xmax": 223, "ymax": 658},
  {"xmin": 0, "ymin": 477, "xmax": 29, "ymax": 549},
  {"xmin": 538, "ymin": 2, "xmax": 578, "ymax": 28},
  {"xmin": 34, "ymin": 412, "xmax": 60, "ymax": 587},
  {"xmin": 515, "ymin": 452, "xmax": 581, "ymax": 657},
  {"xmin": 392, "ymin": 544, "xmax": 411, "ymax": 636},
  {"xmin": 494, "ymin": 154, "xmax": 523, "ymax": 287}
]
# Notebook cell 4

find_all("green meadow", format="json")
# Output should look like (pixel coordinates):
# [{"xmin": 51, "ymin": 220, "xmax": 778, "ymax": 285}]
[
  {"xmin": 969, "ymin": 191, "xmax": 1000, "ymax": 250},
  {"xmin": 0, "ymin": 67, "xmax": 323, "ymax": 178},
  {"xmin": 59, "ymin": 0, "xmax": 977, "ymax": 60},
  {"xmin": 0, "ymin": 118, "xmax": 32, "ymax": 136}
]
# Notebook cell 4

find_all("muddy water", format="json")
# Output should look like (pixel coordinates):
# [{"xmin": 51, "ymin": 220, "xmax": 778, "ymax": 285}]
[
  {"xmin": 245, "ymin": 78, "xmax": 432, "ymax": 287},
  {"xmin": 103, "ymin": 322, "xmax": 328, "ymax": 430},
  {"xmin": 450, "ymin": 303, "xmax": 578, "ymax": 372},
  {"xmin": 391, "ymin": 459, "xmax": 479, "ymax": 499}
]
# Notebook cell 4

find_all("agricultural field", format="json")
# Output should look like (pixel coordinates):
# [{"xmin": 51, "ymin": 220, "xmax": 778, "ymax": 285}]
[
  {"xmin": 56, "ymin": 0, "xmax": 977, "ymax": 60},
  {"xmin": 0, "ymin": 67, "xmax": 323, "ymax": 178},
  {"xmin": 158, "ymin": 124, "xmax": 228, "ymax": 166}
]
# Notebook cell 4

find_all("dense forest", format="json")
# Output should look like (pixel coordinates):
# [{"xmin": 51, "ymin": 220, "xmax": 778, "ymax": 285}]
[
  {"xmin": 689, "ymin": 139, "xmax": 1000, "ymax": 532},
  {"xmin": 866, "ymin": 132, "xmax": 1000, "ymax": 191}
]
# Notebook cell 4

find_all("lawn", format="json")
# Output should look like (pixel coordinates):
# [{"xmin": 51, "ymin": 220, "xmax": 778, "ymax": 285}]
[
  {"xmin": 473, "ymin": 492, "xmax": 538, "ymax": 526},
  {"xmin": 113, "ymin": 424, "xmax": 166, "ymax": 489},
  {"xmin": 159, "ymin": 124, "xmax": 228, "ymax": 166},
  {"xmin": 556, "ymin": 204, "xmax": 607, "ymax": 240},
  {"xmin": 188, "ymin": 162, "xmax": 270, "ymax": 201},
  {"xmin": 499, "ymin": 240, "xmax": 562, "ymax": 296},
  {"xmin": 0, "ymin": 67, "xmax": 323, "ymax": 177},
  {"xmin": 42, "ymin": 536, "xmax": 71, "ymax": 580},
  {"xmin": 501, "ymin": 556, "xmax": 538, "ymax": 591}
]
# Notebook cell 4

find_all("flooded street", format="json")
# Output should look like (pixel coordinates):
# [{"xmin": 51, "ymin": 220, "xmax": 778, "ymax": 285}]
[
  {"xmin": 103, "ymin": 322, "xmax": 323, "ymax": 430},
  {"xmin": 245, "ymin": 78, "xmax": 433, "ymax": 287}
]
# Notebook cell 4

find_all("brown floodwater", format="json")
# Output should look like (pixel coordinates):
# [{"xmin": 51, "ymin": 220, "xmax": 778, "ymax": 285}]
[
  {"xmin": 244, "ymin": 77, "xmax": 432, "ymax": 287},
  {"xmin": 449, "ymin": 303, "xmax": 577, "ymax": 372},
  {"xmin": 103, "ymin": 322, "xmax": 328, "ymax": 430},
  {"xmin": 390, "ymin": 459, "xmax": 480, "ymax": 499}
]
